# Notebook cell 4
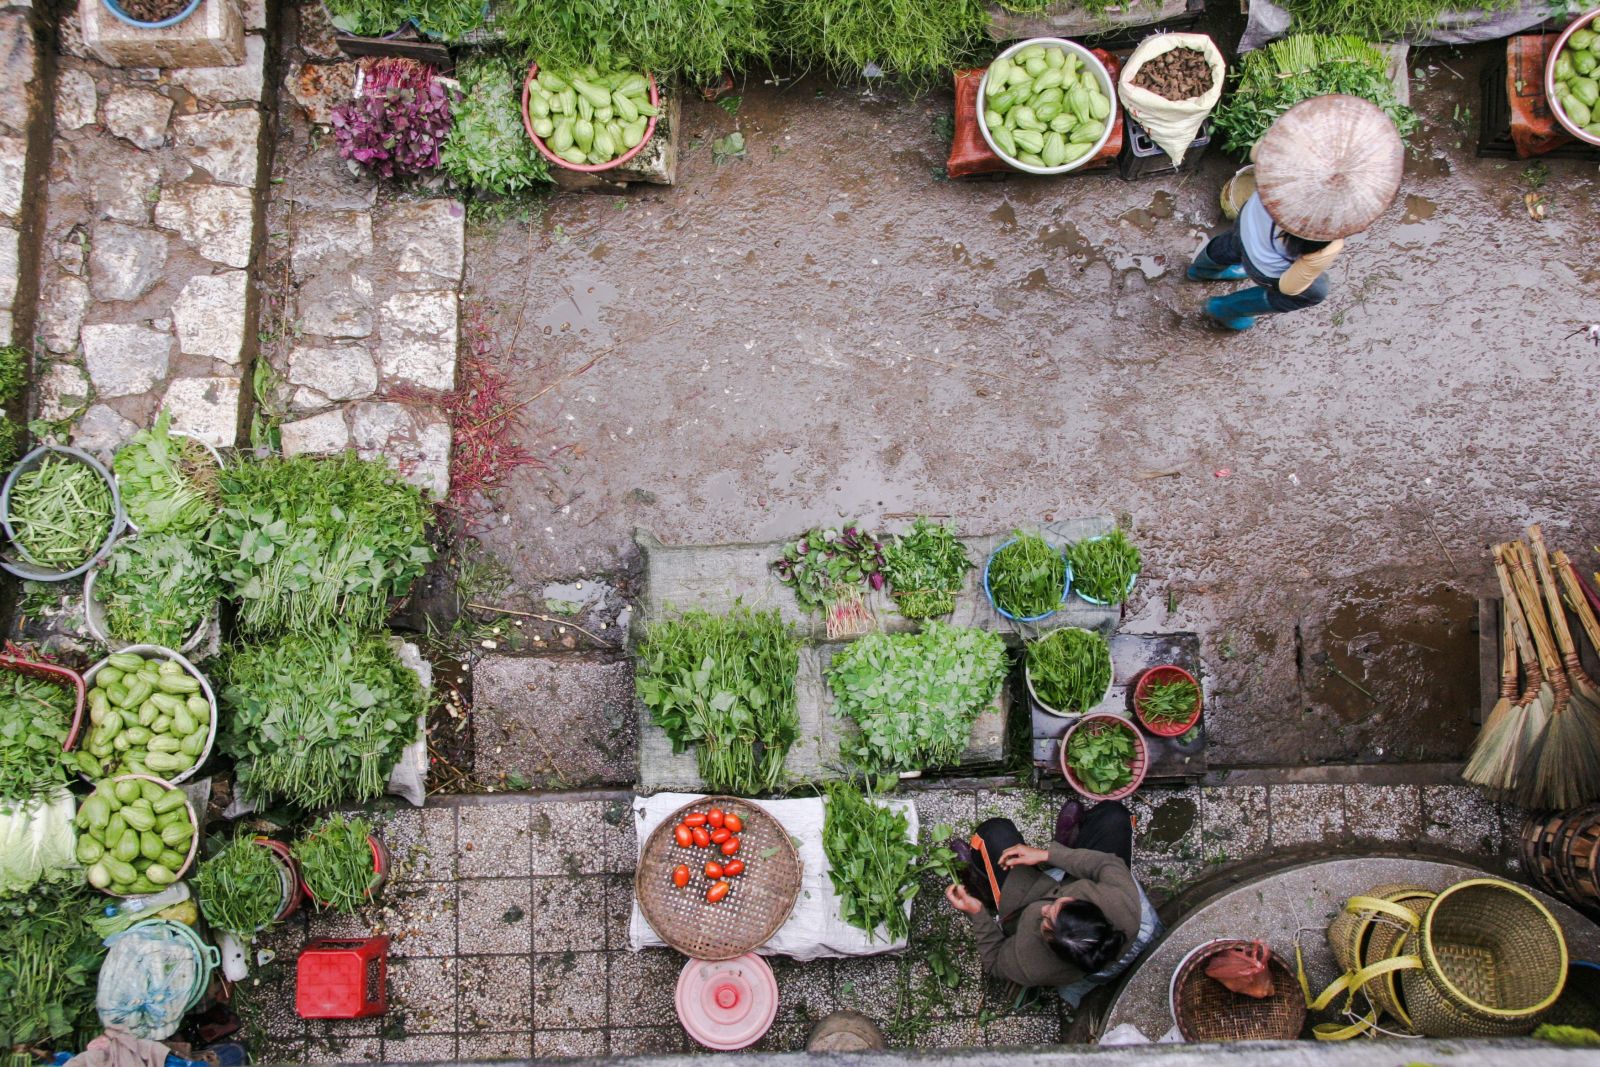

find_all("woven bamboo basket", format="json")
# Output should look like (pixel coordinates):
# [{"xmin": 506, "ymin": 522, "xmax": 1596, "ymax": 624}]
[
  {"xmin": 1173, "ymin": 939, "xmax": 1306, "ymax": 1042},
  {"xmin": 1358, "ymin": 887, "xmax": 1435, "ymax": 1032},
  {"xmin": 1521, "ymin": 812, "xmax": 1564, "ymax": 897},
  {"xmin": 1328, "ymin": 883, "xmax": 1430, "ymax": 975},
  {"xmin": 1553, "ymin": 805, "xmax": 1600, "ymax": 906},
  {"xmin": 635, "ymin": 796, "xmax": 801, "ymax": 962},
  {"xmin": 1398, "ymin": 878, "xmax": 1568, "ymax": 1038}
]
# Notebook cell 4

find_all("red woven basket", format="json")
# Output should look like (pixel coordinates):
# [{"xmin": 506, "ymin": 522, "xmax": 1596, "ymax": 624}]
[
  {"xmin": 1133, "ymin": 665, "xmax": 1203, "ymax": 737},
  {"xmin": 521, "ymin": 63, "xmax": 661, "ymax": 173},
  {"xmin": 1060, "ymin": 713, "xmax": 1147, "ymax": 801},
  {"xmin": 0, "ymin": 645, "xmax": 87, "ymax": 754}
]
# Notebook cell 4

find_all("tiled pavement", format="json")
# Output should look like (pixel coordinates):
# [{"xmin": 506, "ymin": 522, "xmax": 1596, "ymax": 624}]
[{"xmin": 240, "ymin": 782, "xmax": 1521, "ymax": 1061}]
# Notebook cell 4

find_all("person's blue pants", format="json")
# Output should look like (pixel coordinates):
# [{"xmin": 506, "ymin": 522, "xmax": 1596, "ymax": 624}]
[{"xmin": 1203, "ymin": 226, "xmax": 1330, "ymax": 314}]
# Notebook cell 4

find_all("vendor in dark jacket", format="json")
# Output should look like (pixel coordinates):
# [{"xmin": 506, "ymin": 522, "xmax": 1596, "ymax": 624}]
[{"xmin": 945, "ymin": 800, "xmax": 1141, "ymax": 989}]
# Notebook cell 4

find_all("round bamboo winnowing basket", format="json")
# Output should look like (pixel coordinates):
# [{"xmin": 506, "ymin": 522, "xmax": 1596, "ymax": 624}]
[{"xmin": 1173, "ymin": 940, "xmax": 1306, "ymax": 1042}]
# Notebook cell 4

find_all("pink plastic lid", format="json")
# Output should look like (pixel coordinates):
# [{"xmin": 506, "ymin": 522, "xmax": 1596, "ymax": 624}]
[{"xmin": 675, "ymin": 953, "xmax": 779, "ymax": 1051}]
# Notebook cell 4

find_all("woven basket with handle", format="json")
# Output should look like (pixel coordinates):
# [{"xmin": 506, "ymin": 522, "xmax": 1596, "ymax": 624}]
[{"xmin": 635, "ymin": 796, "xmax": 801, "ymax": 962}]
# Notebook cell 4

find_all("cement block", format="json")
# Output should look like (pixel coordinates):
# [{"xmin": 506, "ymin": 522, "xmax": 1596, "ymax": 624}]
[
  {"xmin": 471, "ymin": 653, "xmax": 637, "ymax": 789},
  {"xmin": 80, "ymin": 0, "xmax": 244, "ymax": 69}
]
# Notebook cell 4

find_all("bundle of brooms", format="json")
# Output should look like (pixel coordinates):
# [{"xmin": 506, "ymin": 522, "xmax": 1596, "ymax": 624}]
[{"xmin": 1465, "ymin": 526, "xmax": 1600, "ymax": 809}]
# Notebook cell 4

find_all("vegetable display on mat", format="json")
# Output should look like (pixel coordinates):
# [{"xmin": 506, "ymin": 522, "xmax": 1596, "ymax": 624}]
[
  {"xmin": 829, "ymin": 622, "xmax": 1007, "ymax": 774},
  {"xmin": 5, "ymin": 454, "xmax": 114, "ymax": 571},
  {"xmin": 1138, "ymin": 678, "xmax": 1200, "ymax": 728},
  {"xmin": 1066, "ymin": 718, "xmax": 1137, "ymax": 795},
  {"xmin": 332, "ymin": 58, "xmax": 452, "ymax": 179},
  {"xmin": 822, "ymin": 780, "xmax": 955, "ymax": 943},
  {"xmin": 1211, "ymin": 34, "xmax": 1417, "ymax": 153},
  {"xmin": 211, "ymin": 453, "xmax": 432, "ymax": 636},
  {"xmin": 93, "ymin": 535, "xmax": 220, "ymax": 649},
  {"xmin": 1067, "ymin": 528, "xmax": 1140, "ymax": 604},
  {"xmin": 525, "ymin": 66, "xmax": 658, "ymax": 168},
  {"xmin": 195, "ymin": 836, "xmax": 286, "ymax": 936},
  {"xmin": 987, "ymin": 531, "xmax": 1066, "ymax": 618},
  {"xmin": 443, "ymin": 53, "xmax": 553, "ymax": 195},
  {"xmin": 883, "ymin": 517, "xmax": 971, "ymax": 619},
  {"xmin": 220, "ymin": 629, "xmax": 424, "ymax": 809},
  {"xmin": 636, "ymin": 607, "xmax": 800, "ymax": 796},
  {"xmin": 76, "ymin": 778, "xmax": 195, "ymax": 895},
  {"xmin": 294, "ymin": 814, "xmax": 379, "ymax": 913},
  {"xmin": 0, "ymin": 791, "xmax": 80, "ymax": 895},
  {"xmin": 0, "ymin": 668, "xmax": 77, "ymax": 803},
  {"xmin": 111, "ymin": 411, "xmax": 219, "ymax": 534},
  {"xmin": 79, "ymin": 652, "xmax": 209, "ymax": 782},
  {"xmin": 0, "ymin": 883, "xmax": 107, "ymax": 1056},
  {"xmin": 1027, "ymin": 627, "xmax": 1112, "ymax": 714},
  {"xmin": 982, "ymin": 43, "xmax": 1111, "ymax": 169},
  {"xmin": 774, "ymin": 524, "xmax": 885, "ymax": 636},
  {"xmin": 1552, "ymin": 25, "xmax": 1600, "ymax": 139}
]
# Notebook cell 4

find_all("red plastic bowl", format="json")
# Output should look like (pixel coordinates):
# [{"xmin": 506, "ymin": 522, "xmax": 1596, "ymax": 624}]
[
  {"xmin": 1133, "ymin": 664, "xmax": 1203, "ymax": 737},
  {"xmin": 1059, "ymin": 713, "xmax": 1148, "ymax": 801},
  {"xmin": 521, "ymin": 63, "xmax": 661, "ymax": 173}
]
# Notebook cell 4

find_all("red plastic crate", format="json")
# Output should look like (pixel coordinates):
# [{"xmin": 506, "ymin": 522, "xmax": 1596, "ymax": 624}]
[{"xmin": 296, "ymin": 936, "xmax": 390, "ymax": 1019}]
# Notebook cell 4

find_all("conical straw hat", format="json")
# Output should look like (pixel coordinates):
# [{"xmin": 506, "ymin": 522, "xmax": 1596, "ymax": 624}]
[{"xmin": 1255, "ymin": 95, "xmax": 1403, "ymax": 241}]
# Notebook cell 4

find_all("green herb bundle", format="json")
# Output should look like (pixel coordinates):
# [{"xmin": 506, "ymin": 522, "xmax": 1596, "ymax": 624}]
[
  {"xmin": 0, "ymin": 884, "xmax": 106, "ymax": 1056},
  {"xmin": 211, "ymin": 453, "xmax": 433, "ymax": 635},
  {"xmin": 324, "ymin": 0, "xmax": 405, "ymax": 35},
  {"xmin": 1067, "ymin": 528, "xmax": 1140, "ymax": 605},
  {"xmin": 766, "ymin": 0, "xmax": 987, "ymax": 87},
  {"xmin": 0, "ymin": 670, "xmax": 75, "ymax": 805},
  {"xmin": 196, "ymin": 836, "xmax": 285, "ymax": 936},
  {"xmin": 112, "ymin": 411, "xmax": 220, "ymax": 535},
  {"xmin": 822, "ymin": 780, "xmax": 952, "ymax": 943},
  {"xmin": 220, "ymin": 628, "xmax": 425, "ymax": 809},
  {"xmin": 829, "ymin": 621, "xmax": 1007, "ymax": 774},
  {"xmin": 294, "ymin": 815, "xmax": 379, "ymax": 913},
  {"xmin": 636, "ymin": 606, "xmax": 800, "ymax": 795},
  {"xmin": 325, "ymin": 0, "xmax": 484, "ymax": 39},
  {"xmin": 496, "ymin": 0, "xmax": 769, "ymax": 84},
  {"xmin": 0, "ymin": 346, "xmax": 25, "ymax": 468},
  {"xmin": 1276, "ymin": 0, "xmax": 1521, "ymax": 44},
  {"xmin": 1026, "ymin": 627, "xmax": 1112, "ymax": 714},
  {"xmin": 987, "ymin": 531, "xmax": 1066, "ymax": 619},
  {"xmin": 1211, "ymin": 34, "xmax": 1418, "ymax": 153},
  {"xmin": 6, "ymin": 455, "xmax": 114, "ymax": 571},
  {"xmin": 1066, "ymin": 718, "xmax": 1137, "ymax": 795},
  {"xmin": 1138, "ymin": 678, "xmax": 1200, "ymax": 727},
  {"xmin": 883, "ymin": 517, "xmax": 972, "ymax": 619},
  {"xmin": 95, "ymin": 534, "xmax": 220, "ymax": 648},
  {"xmin": 443, "ymin": 54, "xmax": 552, "ymax": 196}
]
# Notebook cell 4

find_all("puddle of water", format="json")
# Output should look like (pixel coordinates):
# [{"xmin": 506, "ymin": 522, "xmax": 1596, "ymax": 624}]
[
  {"xmin": 991, "ymin": 201, "xmax": 1017, "ymax": 230},
  {"xmin": 536, "ymin": 275, "xmax": 617, "ymax": 342},
  {"xmin": 1144, "ymin": 796, "xmax": 1197, "ymax": 848},
  {"xmin": 1401, "ymin": 195, "xmax": 1438, "ymax": 224},
  {"xmin": 1117, "ymin": 191, "xmax": 1176, "ymax": 231},
  {"xmin": 1038, "ymin": 220, "xmax": 1091, "ymax": 257}
]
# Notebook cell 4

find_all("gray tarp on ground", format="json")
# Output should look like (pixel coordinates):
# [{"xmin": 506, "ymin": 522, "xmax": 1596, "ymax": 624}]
[
  {"xmin": 634, "ymin": 519, "xmax": 1119, "ymax": 793},
  {"xmin": 986, "ymin": 0, "xmax": 1193, "ymax": 43},
  {"xmin": 1239, "ymin": 0, "xmax": 1559, "ymax": 52}
]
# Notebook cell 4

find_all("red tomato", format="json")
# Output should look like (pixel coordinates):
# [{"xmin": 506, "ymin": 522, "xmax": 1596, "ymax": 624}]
[
  {"xmin": 724, "ymin": 813, "xmax": 744, "ymax": 833},
  {"xmin": 674, "ymin": 824, "xmax": 693, "ymax": 848},
  {"xmin": 710, "ymin": 827, "xmax": 731, "ymax": 844},
  {"xmin": 671, "ymin": 864, "xmax": 690, "ymax": 888},
  {"xmin": 692, "ymin": 827, "xmax": 712, "ymax": 849},
  {"xmin": 723, "ymin": 859, "xmax": 745, "ymax": 877},
  {"xmin": 705, "ymin": 861, "xmax": 723, "ymax": 879},
  {"xmin": 684, "ymin": 813, "xmax": 708, "ymax": 827},
  {"xmin": 707, "ymin": 808, "xmax": 725, "ymax": 829},
  {"xmin": 720, "ymin": 837, "xmax": 741, "ymax": 856},
  {"xmin": 707, "ymin": 880, "xmax": 731, "ymax": 904}
]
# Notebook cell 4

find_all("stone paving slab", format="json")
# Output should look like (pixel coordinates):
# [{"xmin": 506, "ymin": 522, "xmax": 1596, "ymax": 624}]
[{"xmin": 471, "ymin": 654, "xmax": 638, "ymax": 790}]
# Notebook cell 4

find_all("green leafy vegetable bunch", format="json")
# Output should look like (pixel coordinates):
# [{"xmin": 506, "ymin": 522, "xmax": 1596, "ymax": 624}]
[
  {"xmin": 0, "ymin": 883, "xmax": 106, "ymax": 1055},
  {"xmin": 1066, "ymin": 718, "xmax": 1137, "ymax": 796},
  {"xmin": 822, "ymin": 779, "xmax": 954, "ymax": 943},
  {"xmin": 95, "ymin": 534, "xmax": 220, "ymax": 648},
  {"xmin": 443, "ymin": 53, "xmax": 553, "ymax": 195},
  {"xmin": 883, "ymin": 517, "xmax": 972, "ymax": 619},
  {"xmin": 196, "ymin": 835, "xmax": 287, "ymax": 937},
  {"xmin": 0, "ymin": 669, "xmax": 76, "ymax": 805},
  {"xmin": 294, "ymin": 814, "xmax": 380, "ymax": 914},
  {"xmin": 986, "ymin": 530, "xmax": 1065, "ymax": 619},
  {"xmin": 112, "ymin": 410, "xmax": 220, "ymax": 535},
  {"xmin": 1026, "ymin": 627, "xmax": 1112, "ymax": 714},
  {"xmin": 1067, "ymin": 528, "xmax": 1140, "ymax": 604}
]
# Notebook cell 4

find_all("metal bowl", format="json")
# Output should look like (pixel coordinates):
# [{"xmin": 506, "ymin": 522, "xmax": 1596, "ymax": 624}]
[
  {"xmin": 1547, "ymin": 7, "xmax": 1600, "ymax": 148},
  {"xmin": 977, "ymin": 37, "xmax": 1116, "ymax": 176}
]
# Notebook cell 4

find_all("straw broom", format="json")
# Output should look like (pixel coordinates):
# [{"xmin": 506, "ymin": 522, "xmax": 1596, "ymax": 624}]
[
  {"xmin": 1500, "ymin": 541, "xmax": 1564, "ymax": 806},
  {"xmin": 1461, "ymin": 587, "xmax": 1523, "ymax": 791},
  {"xmin": 1508, "ymin": 538, "xmax": 1600, "ymax": 809},
  {"xmin": 1465, "ymin": 545, "xmax": 1549, "ymax": 795},
  {"xmin": 1527, "ymin": 528, "xmax": 1600, "ymax": 805}
]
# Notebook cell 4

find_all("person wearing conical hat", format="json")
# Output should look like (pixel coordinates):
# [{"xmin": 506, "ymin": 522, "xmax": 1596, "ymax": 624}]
[{"xmin": 1187, "ymin": 94, "xmax": 1404, "ymax": 331}]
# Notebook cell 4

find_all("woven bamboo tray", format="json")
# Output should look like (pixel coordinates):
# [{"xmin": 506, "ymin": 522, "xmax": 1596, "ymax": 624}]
[
  {"xmin": 1172, "ymin": 939, "xmax": 1306, "ymax": 1042},
  {"xmin": 635, "ymin": 796, "xmax": 801, "ymax": 961}
]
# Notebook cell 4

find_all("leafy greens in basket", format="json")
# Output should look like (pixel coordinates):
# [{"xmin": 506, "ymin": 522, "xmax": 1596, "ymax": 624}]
[
  {"xmin": 112, "ymin": 411, "xmax": 220, "ymax": 534},
  {"xmin": 95, "ymin": 534, "xmax": 220, "ymax": 648}
]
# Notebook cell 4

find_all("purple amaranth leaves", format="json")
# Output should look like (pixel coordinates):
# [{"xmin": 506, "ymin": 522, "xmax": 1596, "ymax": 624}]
[{"xmin": 332, "ymin": 74, "xmax": 453, "ymax": 180}]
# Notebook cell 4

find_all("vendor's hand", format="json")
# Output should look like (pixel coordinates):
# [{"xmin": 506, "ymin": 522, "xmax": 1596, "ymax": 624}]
[
  {"xmin": 945, "ymin": 883, "xmax": 983, "ymax": 915},
  {"xmin": 999, "ymin": 844, "xmax": 1050, "ymax": 870}
]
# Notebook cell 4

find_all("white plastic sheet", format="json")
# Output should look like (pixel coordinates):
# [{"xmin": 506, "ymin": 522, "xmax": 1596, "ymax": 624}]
[{"xmin": 627, "ymin": 792, "xmax": 919, "ymax": 961}]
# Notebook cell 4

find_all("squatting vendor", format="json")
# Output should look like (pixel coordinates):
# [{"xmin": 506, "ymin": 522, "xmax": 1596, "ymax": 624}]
[{"xmin": 1187, "ymin": 94, "xmax": 1404, "ymax": 331}]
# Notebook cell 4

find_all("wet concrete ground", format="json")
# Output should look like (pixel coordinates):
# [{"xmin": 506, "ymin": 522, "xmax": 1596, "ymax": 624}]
[{"xmin": 466, "ymin": 43, "xmax": 1600, "ymax": 768}]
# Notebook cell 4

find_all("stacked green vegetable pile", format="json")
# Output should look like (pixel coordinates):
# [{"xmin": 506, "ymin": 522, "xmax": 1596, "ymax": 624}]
[
  {"xmin": 195, "ymin": 836, "xmax": 286, "ymax": 937},
  {"xmin": 443, "ymin": 54, "xmax": 553, "ymax": 194},
  {"xmin": 822, "ymin": 780, "xmax": 956, "ymax": 942},
  {"xmin": 1212, "ymin": 34, "xmax": 1418, "ymax": 153},
  {"xmin": 1067, "ymin": 528, "xmax": 1140, "ymax": 605},
  {"xmin": 829, "ymin": 622, "xmax": 1007, "ymax": 774},
  {"xmin": 636, "ymin": 606, "xmax": 801, "ymax": 795},
  {"xmin": 526, "ymin": 66, "xmax": 660, "ymax": 167},
  {"xmin": 497, "ymin": 0, "xmax": 769, "ymax": 85},
  {"xmin": 220, "ymin": 628, "xmax": 427, "ymax": 809},
  {"xmin": 211, "ymin": 453, "xmax": 433, "ymax": 635},
  {"xmin": 1026, "ymin": 627, "xmax": 1112, "ymax": 714},
  {"xmin": 1552, "ymin": 25, "xmax": 1600, "ymax": 139},
  {"xmin": 76, "ymin": 777, "xmax": 195, "ymax": 895},
  {"xmin": 112, "ymin": 413, "xmax": 218, "ymax": 535},
  {"xmin": 79, "ymin": 652, "xmax": 210, "ymax": 782},
  {"xmin": 987, "ymin": 531, "xmax": 1067, "ymax": 619},
  {"xmin": 0, "ymin": 669, "xmax": 77, "ymax": 804},
  {"xmin": 0, "ymin": 885, "xmax": 106, "ymax": 1058},
  {"xmin": 1275, "ymin": 0, "xmax": 1522, "ymax": 44},
  {"xmin": 981, "ymin": 43, "xmax": 1112, "ymax": 169},
  {"xmin": 883, "ymin": 517, "xmax": 971, "ymax": 619},
  {"xmin": 94, "ymin": 535, "xmax": 221, "ymax": 649},
  {"xmin": 294, "ymin": 814, "xmax": 380, "ymax": 913}
]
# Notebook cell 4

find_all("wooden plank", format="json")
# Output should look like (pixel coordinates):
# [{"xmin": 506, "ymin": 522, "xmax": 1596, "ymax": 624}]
[{"xmin": 335, "ymin": 32, "xmax": 452, "ymax": 68}]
